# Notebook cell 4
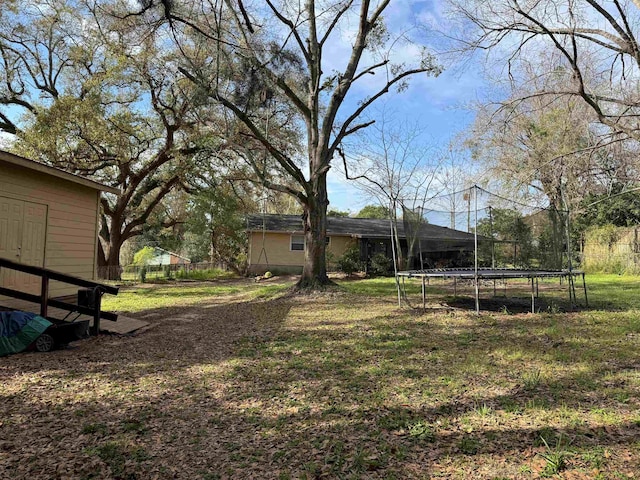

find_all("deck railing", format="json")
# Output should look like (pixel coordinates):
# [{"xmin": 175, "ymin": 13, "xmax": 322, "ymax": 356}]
[{"xmin": 0, "ymin": 257, "xmax": 118, "ymax": 335}]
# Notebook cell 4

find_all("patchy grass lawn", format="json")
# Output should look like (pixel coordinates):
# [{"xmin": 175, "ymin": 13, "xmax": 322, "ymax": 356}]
[
  {"xmin": 102, "ymin": 280, "xmax": 290, "ymax": 312},
  {"xmin": 2, "ymin": 274, "xmax": 640, "ymax": 479}
]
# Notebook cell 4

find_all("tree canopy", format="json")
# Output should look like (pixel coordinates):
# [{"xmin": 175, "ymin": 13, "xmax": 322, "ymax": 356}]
[
  {"xmin": 355, "ymin": 205, "xmax": 391, "ymax": 219},
  {"xmin": 456, "ymin": 0, "xmax": 640, "ymax": 214},
  {"xmin": 453, "ymin": 0, "xmax": 640, "ymax": 142},
  {"xmin": 0, "ymin": 0, "xmax": 217, "ymax": 278},
  {"xmin": 577, "ymin": 185, "xmax": 640, "ymax": 230},
  {"xmin": 327, "ymin": 209, "xmax": 350, "ymax": 218}
]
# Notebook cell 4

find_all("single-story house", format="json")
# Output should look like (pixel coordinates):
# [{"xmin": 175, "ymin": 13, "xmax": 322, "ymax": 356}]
[
  {"xmin": 147, "ymin": 247, "xmax": 191, "ymax": 266},
  {"xmin": 246, "ymin": 214, "xmax": 479, "ymax": 274},
  {"xmin": 0, "ymin": 150, "xmax": 119, "ymax": 298}
]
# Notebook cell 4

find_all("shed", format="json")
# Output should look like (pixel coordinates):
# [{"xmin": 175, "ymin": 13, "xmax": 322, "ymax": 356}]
[
  {"xmin": 0, "ymin": 150, "xmax": 119, "ymax": 298},
  {"xmin": 148, "ymin": 247, "xmax": 191, "ymax": 266}
]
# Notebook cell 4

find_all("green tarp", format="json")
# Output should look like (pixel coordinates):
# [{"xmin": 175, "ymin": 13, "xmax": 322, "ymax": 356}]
[{"xmin": 0, "ymin": 311, "xmax": 52, "ymax": 356}]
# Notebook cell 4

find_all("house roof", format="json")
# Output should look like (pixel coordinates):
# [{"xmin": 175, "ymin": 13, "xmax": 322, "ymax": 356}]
[
  {"xmin": 0, "ymin": 149, "xmax": 120, "ymax": 194},
  {"xmin": 246, "ymin": 214, "xmax": 478, "ymax": 241}
]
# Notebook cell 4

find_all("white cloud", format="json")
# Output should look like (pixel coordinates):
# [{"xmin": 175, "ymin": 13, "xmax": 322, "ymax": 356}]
[
  {"xmin": 0, "ymin": 132, "xmax": 16, "ymax": 150},
  {"xmin": 318, "ymin": 1, "xmax": 486, "ymax": 131}
]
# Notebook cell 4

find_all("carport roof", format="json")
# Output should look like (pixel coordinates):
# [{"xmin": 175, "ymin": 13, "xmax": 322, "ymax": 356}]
[{"xmin": 246, "ymin": 214, "xmax": 477, "ymax": 241}]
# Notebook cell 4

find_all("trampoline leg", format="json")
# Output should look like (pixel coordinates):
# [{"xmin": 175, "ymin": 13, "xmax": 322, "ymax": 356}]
[
  {"xmin": 582, "ymin": 273, "xmax": 589, "ymax": 307},
  {"xmin": 535, "ymin": 278, "xmax": 539, "ymax": 298},
  {"xmin": 493, "ymin": 279, "xmax": 496, "ymax": 297},
  {"xmin": 422, "ymin": 276, "xmax": 426, "ymax": 311},
  {"xmin": 531, "ymin": 277, "xmax": 535, "ymax": 313},
  {"xmin": 454, "ymin": 277, "xmax": 457, "ymax": 297}
]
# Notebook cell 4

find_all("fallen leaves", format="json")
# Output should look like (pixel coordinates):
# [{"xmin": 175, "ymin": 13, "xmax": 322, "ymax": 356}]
[{"xmin": 1, "ymin": 278, "xmax": 640, "ymax": 478}]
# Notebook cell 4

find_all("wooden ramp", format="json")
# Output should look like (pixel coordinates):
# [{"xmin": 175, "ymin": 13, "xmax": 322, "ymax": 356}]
[
  {"xmin": 99, "ymin": 315, "xmax": 149, "ymax": 335},
  {"xmin": 0, "ymin": 297, "xmax": 148, "ymax": 335}
]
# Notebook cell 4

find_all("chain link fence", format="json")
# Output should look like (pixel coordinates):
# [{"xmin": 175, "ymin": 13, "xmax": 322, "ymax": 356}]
[
  {"xmin": 582, "ymin": 226, "xmax": 640, "ymax": 274},
  {"xmin": 97, "ymin": 262, "xmax": 233, "ymax": 282}
]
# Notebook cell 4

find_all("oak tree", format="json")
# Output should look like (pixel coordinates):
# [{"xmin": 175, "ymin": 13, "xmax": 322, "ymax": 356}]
[
  {"xmin": 0, "ymin": 0, "xmax": 209, "ymax": 278},
  {"xmin": 138, "ymin": 0, "xmax": 442, "ymax": 288}
]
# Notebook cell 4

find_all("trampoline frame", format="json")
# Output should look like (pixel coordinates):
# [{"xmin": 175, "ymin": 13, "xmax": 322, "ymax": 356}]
[{"xmin": 396, "ymin": 268, "xmax": 588, "ymax": 313}]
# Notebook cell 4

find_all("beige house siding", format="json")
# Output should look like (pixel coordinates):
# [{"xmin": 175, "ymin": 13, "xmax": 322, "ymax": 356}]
[
  {"xmin": 327, "ymin": 235, "xmax": 355, "ymax": 268},
  {"xmin": 248, "ymin": 231, "xmax": 356, "ymax": 274},
  {"xmin": 0, "ymin": 160, "xmax": 101, "ymax": 298}
]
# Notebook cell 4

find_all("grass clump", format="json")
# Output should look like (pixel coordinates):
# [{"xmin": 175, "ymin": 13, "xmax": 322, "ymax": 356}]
[
  {"xmin": 473, "ymin": 402, "xmax": 492, "ymax": 417},
  {"xmin": 458, "ymin": 435, "xmax": 480, "ymax": 455},
  {"xmin": 522, "ymin": 368, "xmax": 543, "ymax": 390},
  {"xmin": 539, "ymin": 435, "xmax": 571, "ymax": 477},
  {"xmin": 407, "ymin": 421, "xmax": 435, "ymax": 441},
  {"xmin": 86, "ymin": 441, "xmax": 148, "ymax": 478},
  {"xmin": 81, "ymin": 422, "xmax": 107, "ymax": 435}
]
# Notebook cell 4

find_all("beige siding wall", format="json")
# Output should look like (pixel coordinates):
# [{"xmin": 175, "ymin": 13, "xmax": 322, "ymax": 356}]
[
  {"xmin": 250, "ymin": 232, "xmax": 305, "ymax": 267},
  {"xmin": 327, "ymin": 235, "xmax": 355, "ymax": 268},
  {"xmin": 0, "ymin": 162, "xmax": 99, "ymax": 297},
  {"xmin": 249, "ymin": 232, "xmax": 356, "ymax": 273}
]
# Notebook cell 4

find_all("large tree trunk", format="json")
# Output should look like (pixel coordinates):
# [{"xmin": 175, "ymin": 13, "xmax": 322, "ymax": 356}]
[
  {"xmin": 297, "ymin": 176, "xmax": 332, "ymax": 289},
  {"xmin": 101, "ymin": 215, "xmax": 125, "ymax": 281},
  {"xmin": 104, "ymin": 235, "xmax": 123, "ymax": 281}
]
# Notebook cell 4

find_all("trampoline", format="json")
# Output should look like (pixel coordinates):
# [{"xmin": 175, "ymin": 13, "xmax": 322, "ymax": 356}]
[
  {"xmin": 396, "ymin": 268, "xmax": 587, "ymax": 313},
  {"xmin": 388, "ymin": 185, "xmax": 588, "ymax": 314}
]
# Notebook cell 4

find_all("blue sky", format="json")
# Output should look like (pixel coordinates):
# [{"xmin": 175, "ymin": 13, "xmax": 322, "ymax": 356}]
[{"xmin": 324, "ymin": 0, "xmax": 487, "ymax": 214}]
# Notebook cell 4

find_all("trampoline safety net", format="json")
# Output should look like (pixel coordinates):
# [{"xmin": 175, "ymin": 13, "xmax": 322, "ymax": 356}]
[{"xmin": 401, "ymin": 185, "xmax": 573, "ymax": 271}]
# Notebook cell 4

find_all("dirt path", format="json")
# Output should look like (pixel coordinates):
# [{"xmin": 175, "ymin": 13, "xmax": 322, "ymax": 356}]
[{"xmin": 1, "ymin": 291, "xmax": 293, "ymax": 479}]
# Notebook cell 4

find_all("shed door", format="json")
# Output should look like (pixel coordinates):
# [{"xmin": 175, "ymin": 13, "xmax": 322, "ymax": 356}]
[{"xmin": 0, "ymin": 196, "xmax": 47, "ymax": 294}]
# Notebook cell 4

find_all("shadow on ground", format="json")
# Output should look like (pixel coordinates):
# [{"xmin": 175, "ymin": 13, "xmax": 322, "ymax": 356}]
[{"xmin": 2, "ymin": 290, "xmax": 639, "ymax": 479}]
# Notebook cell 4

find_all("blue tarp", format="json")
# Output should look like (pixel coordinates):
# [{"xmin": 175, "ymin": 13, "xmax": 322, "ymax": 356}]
[{"xmin": 0, "ymin": 311, "xmax": 52, "ymax": 357}]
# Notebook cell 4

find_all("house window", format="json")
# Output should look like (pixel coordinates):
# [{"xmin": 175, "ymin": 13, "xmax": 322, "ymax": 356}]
[
  {"xmin": 326, "ymin": 236, "xmax": 331, "ymax": 246},
  {"xmin": 291, "ymin": 235, "xmax": 305, "ymax": 251}
]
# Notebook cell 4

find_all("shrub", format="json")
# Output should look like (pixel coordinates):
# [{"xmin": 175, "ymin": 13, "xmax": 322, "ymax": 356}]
[
  {"xmin": 234, "ymin": 252, "xmax": 248, "ymax": 275},
  {"xmin": 139, "ymin": 266, "xmax": 147, "ymax": 283},
  {"xmin": 175, "ymin": 268, "xmax": 235, "ymax": 281},
  {"xmin": 133, "ymin": 246, "xmax": 155, "ymax": 266},
  {"xmin": 164, "ymin": 265, "xmax": 172, "ymax": 279},
  {"xmin": 325, "ymin": 250, "xmax": 336, "ymax": 270},
  {"xmin": 336, "ymin": 246, "xmax": 363, "ymax": 275},
  {"xmin": 369, "ymin": 252, "xmax": 392, "ymax": 276}
]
